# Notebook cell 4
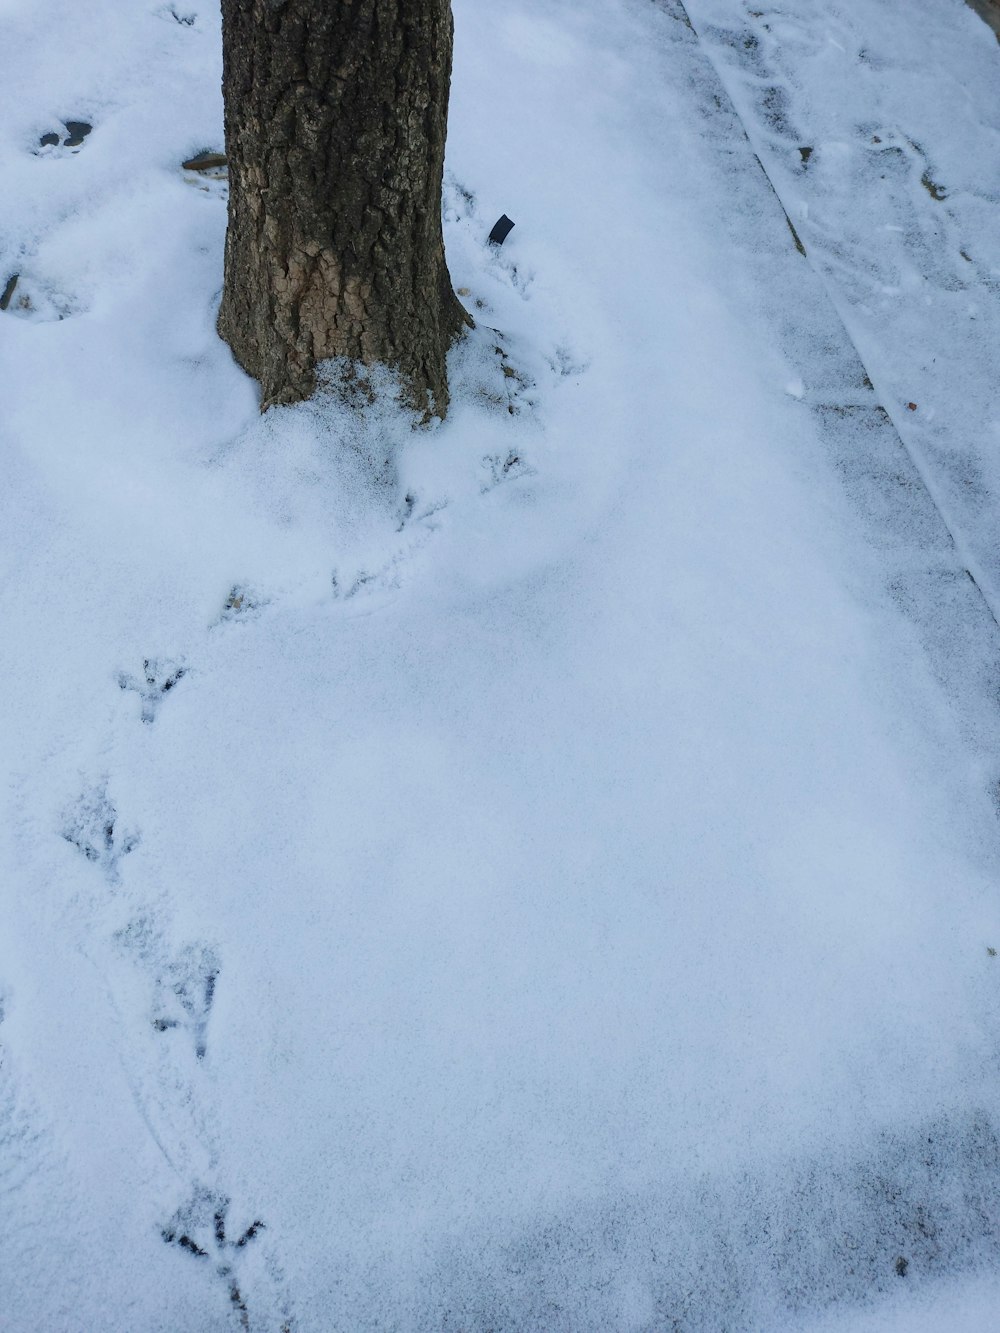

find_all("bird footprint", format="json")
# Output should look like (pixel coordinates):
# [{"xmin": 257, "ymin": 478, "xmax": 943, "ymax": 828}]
[
  {"xmin": 62, "ymin": 781, "xmax": 138, "ymax": 884},
  {"xmin": 118, "ymin": 658, "xmax": 187, "ymax": 724},
  {"xmin": 162, "ymin": 1187, "xmax": 265, "ymax": 1330}
]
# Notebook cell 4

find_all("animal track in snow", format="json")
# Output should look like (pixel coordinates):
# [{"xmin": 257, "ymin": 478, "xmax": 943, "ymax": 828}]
[
  {"xmin": 115, "ymin": 920, "xmax": 220, "ymax": 1062},
  {"xmin": 481, "ymin": 449, "xmax": 535, "ymax": 493},
  {"xmin": 443, "ymin": 173, "xmax": 478, "ymax": 225},
  {"xmin": 162, "ymin": 1187, "xmax": 268, "ymax": 1331},
  {"xmin": 396, "ymin": 491, "xmax": 417, "ymax": 531},
  {"xmin": 61, "ymin": 781, "xmax": 138, "ymax": 884},
  {"xmin": 216, "ymin": 584, "xmax": 266, "ymax": 626},
  {"xmin": 158, "ymin": 4, "xmax": 197, "ymax": 25},
  {"xmin": 487, "ymin": 338, "xmax": 537, "ymax": 415},
  {"xmin": 396, "ymin": 491, "xmax": 446, "ymax": 534},
  {"xmin": 331, "ymin": 493, "xmax": 447, "ymax": 602},
  {"xmin": 118, "ymin": 658, "xmax": 187, "ymax": 724},
  {"xmin": 151, "ymin": 943, "xmax": 220, "ymax": 1061},
  {"xmin": 547, "ymin": 342, "xmax": 589, "ymax": 379},
  {"xmin": 34, "ymin": 120, "xmax": 92, "ymax": 156},
  {"xmin": 706, "ymin": 23, "xmax": 801, "ymax": 142},
  {"xmin": 458, "ymin": 328, "xmax": 539, "ymax": 418},
  {"xmin": 858, "ymin": 129, "xmax": 949, "ymax": 207},
  {"xmin": 332, "ymin": 561, "xmax": 400, "ymax": 603},
  {"xmin": 489, "ymin": 249, "xmax": 535, "ymax": 299}
]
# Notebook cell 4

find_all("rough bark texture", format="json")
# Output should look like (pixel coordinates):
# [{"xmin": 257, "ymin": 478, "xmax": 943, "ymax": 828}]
[
  {"xmin": 966, "ymin": 0, "xmax": 1000, "ymax": 40},
  {"xmin": 218, "ymin": 0, "xmax": 469, "ymax": 414}
]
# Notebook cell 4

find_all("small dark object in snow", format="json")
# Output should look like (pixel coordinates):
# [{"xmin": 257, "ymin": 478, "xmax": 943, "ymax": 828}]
[
  {"xmin": 488, "ymin": 214, "xmax": 515, "ymax": 246},
  {"xmin": 39, "ymin": 132, "xmax": 60, "ymax": 147},
  {"xmin": 798, "ymin": 146, "xmax": 813, "ymax": 164},
  {"xmin": 906, "ymin": 401, "xmax": 918, "ymax": 411},
  {"xmin": 171, "ymin": 1233, "xmax": 207, "ymax": 1258},
  {"xmin": 63, "ymin": 121, "xmax": 92, "ymax": 147},
  {"xmin": 988, "ymin": 946, "xmax": 997, "ymax": 957},
  {"xmin": 895, "ymin": 1256, "xmax": 909, "ymax": 1277},
  {"xmin": 0, "ymin": 274, "xmax": 19, "ymax": 311},
  {"xmin": 920, "ymin": 171, "xmax": 947, "ymax": 201},
  {"xmin": 183, "ymin": 150, "xmax": 228, "ymax": 172}
]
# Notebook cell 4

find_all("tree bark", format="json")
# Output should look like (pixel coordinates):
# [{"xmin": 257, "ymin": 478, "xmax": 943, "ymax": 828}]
[{"xmin": 218, "ymin": 0, "xmax": 469, "ymax": 415}]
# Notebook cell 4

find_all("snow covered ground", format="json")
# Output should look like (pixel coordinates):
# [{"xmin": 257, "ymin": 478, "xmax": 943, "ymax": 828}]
[{"xmin": 2, "ymin": 1, "xmax": 1000, "ymax": 1328}]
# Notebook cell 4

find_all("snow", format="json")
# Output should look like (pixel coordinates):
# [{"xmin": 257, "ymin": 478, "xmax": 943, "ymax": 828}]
[
  {"xmin": 2, "ymin": 1, "xmax": 1000, "ymax": 1329},
  {"xmin": 685, "ymin": 0, "xmax": 1000, "ymax": 611}
]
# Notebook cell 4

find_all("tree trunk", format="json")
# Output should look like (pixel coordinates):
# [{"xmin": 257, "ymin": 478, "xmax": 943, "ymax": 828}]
[{"xmin": 217, "ymin": 0, "xmax": 469, "ymax": 415}]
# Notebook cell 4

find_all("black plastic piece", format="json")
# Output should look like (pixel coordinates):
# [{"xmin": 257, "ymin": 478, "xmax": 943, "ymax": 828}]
[
  {"xmin": 488, "ymin": 214, "xmax": 515, "ymax": 246},
  {"xmin": 0, "ymin": 274, "xmax": 18, "ymax": 311}
]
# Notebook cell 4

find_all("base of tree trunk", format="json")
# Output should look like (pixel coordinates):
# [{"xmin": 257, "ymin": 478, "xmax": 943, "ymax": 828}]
[{"xmin": 217, "ymin": 0, "xmax": 470, "ymax": 417}]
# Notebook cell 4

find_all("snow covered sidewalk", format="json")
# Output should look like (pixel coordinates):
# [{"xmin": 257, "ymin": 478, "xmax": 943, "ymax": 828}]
[
  {"xmin": 686, "ymin": 0, "xmax": 1000, "ymax": 614},
  {"xmin": 2, "ymin": 1, "xmax": 1000, "ymax": 1329}
]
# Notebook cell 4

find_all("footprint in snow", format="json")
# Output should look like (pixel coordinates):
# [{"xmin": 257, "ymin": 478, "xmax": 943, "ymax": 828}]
[
  {"xmin": 860, "ymin": 128, "xmax": 949, "ymax": 201},
  {"xmin": 162, "ymin": 1187, "xmax": 268, "ymax": 1331},
  {"xmin": 457, "ymin": 327, "xmax": 538, "ymax": 417},
  {"xmin": 395, "ymin": 490, "xmax": 446, "ymax": 534},
  {"xmin": 547, "ymin": 342, "xmax": 589, "ymax": 379},
  {"xmin": 443, "ymin": 172, "xmax": 477, "ymax": 225},
  {"xmin": 62, "ymin": 781, "xmax": 138, "ymax": 884},
  {"xmin": 481, "ymin": 449, "xmax": 535, "ymax": 493},
  {"xmin": 330, "ymin": 492, "xmax": 447, "ymax": 601},
  {"xmin": 216, "ymin": 584, "xmax": 266, "ymax": 626},
  {"xmin": 118, "ymin": 657, "xmax": 187, "ymax": 724},
  {"xmin": 332, "ymin": 564, "xmax": 399, "ymax": 602},
  {"xmin": 151, "ymin": 943, "xmax": 220, "ymax": 1061},
  {"xmin": 35, "ymin": 120, "xmax": 92, "ymax": 156},
  {"xmin": 488, "ymin": 245, "xmax": 535, "ymax": 299},
  {"xmin": 160, "ymin": 4, "xmax": 197, "ymax": 25},
  {"xmin": 114, "ymin": 919, "xmax": 220, "ymax": 1061},
  {"xmin": 694, "ymin": 20, "xmax": 804, "ymax": 141}
]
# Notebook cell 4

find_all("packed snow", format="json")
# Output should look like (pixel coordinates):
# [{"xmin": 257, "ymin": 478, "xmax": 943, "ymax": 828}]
[{"xmin": 2, "ymin": 1, "xmax": 1000, "ymax": 1329}]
